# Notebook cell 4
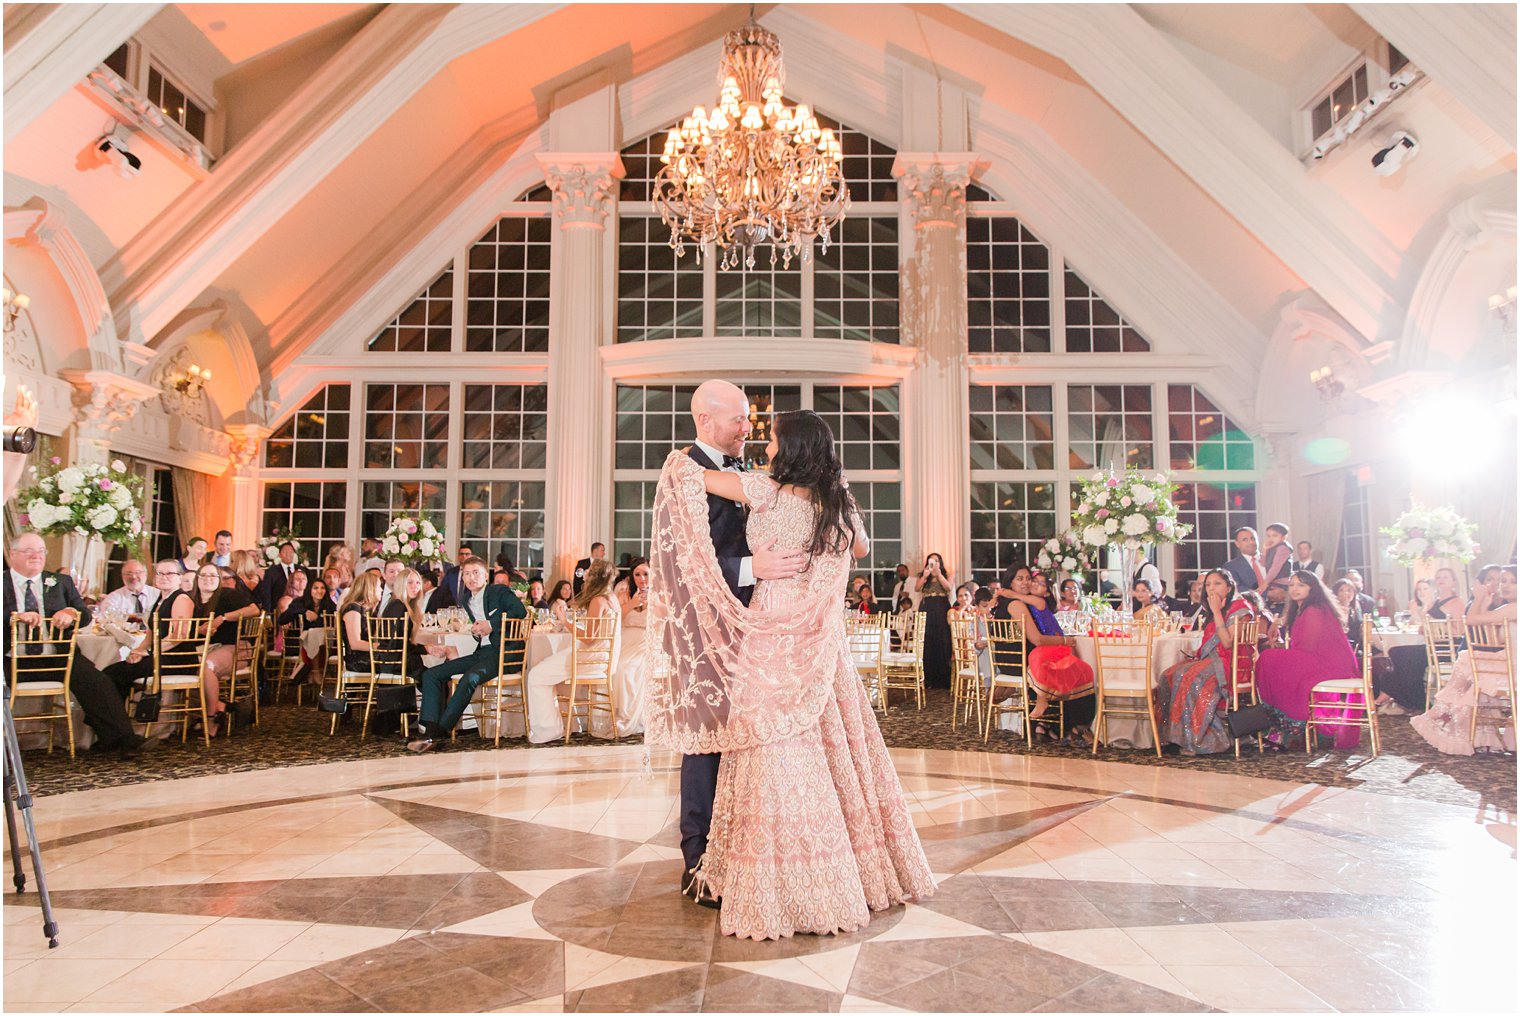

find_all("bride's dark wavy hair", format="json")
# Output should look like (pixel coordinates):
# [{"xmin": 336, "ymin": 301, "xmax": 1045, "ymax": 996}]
[{"xmin": 768, "ymin": 410, "xmax": 858, "ymax": 559}]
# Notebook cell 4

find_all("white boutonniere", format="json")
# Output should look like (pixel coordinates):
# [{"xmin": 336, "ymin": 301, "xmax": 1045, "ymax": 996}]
[{"xmin": 43, "ymin": 577, "xmax": 57, "ymax": 588}]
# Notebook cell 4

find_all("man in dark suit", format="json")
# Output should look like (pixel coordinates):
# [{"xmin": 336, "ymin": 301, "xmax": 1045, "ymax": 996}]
[
  {"xmin": 1223, "ymin": 526, "xmax": 1265, "ymax": 594},
  {"xmin": 677, "ymin": 380, "xmax": 805, "ymax": 907},
  {"xmin": 407, "ymin": 558, "xmax": 527, "ymax": 751},
  {"xmin": 427, "ymin": 545, "xmax": 476, "ymax": 611},
  {"xmin": 254, "ymin": 542, "xmax": 307, "ymax": 611},
  {"xmin": 4, "ymin": 533, "xmax": 154, "ymax": 758},
  {"xmin": 572, "ymin": 543, "xmax": 607, "ymax": 596}
]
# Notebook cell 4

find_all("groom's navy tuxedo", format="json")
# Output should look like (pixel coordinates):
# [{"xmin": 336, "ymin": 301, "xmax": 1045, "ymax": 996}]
[{"xmin": 680, "ymin": 444, "xmax": 752, "ymax": 884}]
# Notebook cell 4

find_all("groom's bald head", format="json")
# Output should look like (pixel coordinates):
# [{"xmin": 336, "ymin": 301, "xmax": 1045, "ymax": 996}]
[{"xmin": 692, "ymin": 380, "xmax": 750, "ymax": 457}]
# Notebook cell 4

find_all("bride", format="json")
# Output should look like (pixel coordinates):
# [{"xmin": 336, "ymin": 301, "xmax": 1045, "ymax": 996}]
[{"xmin": 644, "ymin": 409, "xmax": 934, "ymax": 941}]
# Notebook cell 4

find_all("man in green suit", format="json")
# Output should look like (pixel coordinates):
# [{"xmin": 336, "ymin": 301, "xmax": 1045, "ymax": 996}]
[{"xmin": 408, "ymin": 558, "xmax": 526, "ymax": 752}]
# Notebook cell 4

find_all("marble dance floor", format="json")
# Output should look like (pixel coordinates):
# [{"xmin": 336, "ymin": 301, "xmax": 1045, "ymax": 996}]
[{"xmin": 3, "ymin": 745, "xmax": 1515, "ymax": 1013}]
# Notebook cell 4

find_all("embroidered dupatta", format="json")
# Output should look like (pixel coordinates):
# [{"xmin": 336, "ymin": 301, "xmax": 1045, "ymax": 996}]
[{"xmin": 643, "ymin": 451, "xmax": 848, "ymax": 755}]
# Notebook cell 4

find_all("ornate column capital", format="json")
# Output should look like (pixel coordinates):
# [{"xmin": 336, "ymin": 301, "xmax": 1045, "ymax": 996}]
[
  {"xmin": 891, "ymin": 153, "xmax": 984, "ymax": 230},
  {"xmin": 537, "ymin": 153, "xmax": 625, "ymax": 230},
  {"xmin": 58, "ymin": 369, "xmax": 158, "ymax": 438},
  {"xmin": 224, "ymin": 424, "xmax": 271, "ymax": 477}
]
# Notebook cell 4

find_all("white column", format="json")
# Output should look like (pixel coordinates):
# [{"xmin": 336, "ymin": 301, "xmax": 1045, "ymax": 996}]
[
  {"xmin": 893, "ymin": 155, "xmax": 978, "ymax": 579},
  {"xmin": 224, "ymin": 424, "xmax": 270, "ymax": 549},
  {"xmin": 539, "ymin": 154, "xmax": 622, "ymax": 584}
]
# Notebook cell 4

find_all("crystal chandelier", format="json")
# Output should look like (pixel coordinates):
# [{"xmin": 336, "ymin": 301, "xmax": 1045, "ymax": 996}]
[{"xmin": 654, "ymin": 18, "xmax": 849, "ymax": 270}]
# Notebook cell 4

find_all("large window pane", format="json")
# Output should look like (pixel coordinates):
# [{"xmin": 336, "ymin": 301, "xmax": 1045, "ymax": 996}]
[
  {"xmin": 714, "ymin": 257, "xmax": 803, "ymax": 337},
  {"xmin": 1173, "ymin": 481, "xmax": 1257, "ymax": 579},
  {"xmin": 264, "ymin": 384, "xmax": 350, "ymax": 470},
  {"xmin": 618, "ymin": 217, "xmax": 703, "ymax": 343},
  {"xmin": 969, "ymin": 481, "xmax": 1058, "ymax": 585},
  {"xmin": 613, "ymin": 480, "xmax": 659, "ymax": 565},
  {"xmin": 1067, "ymin": 384, "xmax": 1153, "ymax": 471},
  {"xmin": 966, "ymin": 216, "xmax": 1051, "ymax": 353},
  {"xmin": 361, "ymin": 480, "xmax": 446, "ymax": 542},
  {"xmin": 460, "ymin": 384, "xmax": 548, "ymax": 469},
  {"xmin": 813, "ymin": 217, "xmax": 899, "ymax": 343},
  {"xmin": 263, "ymin": 481, "xmax": 348, "ymax": 565},
  {"xmin": 1167, "ymin": 384, "xmax": 1254, "ymax": 471},
  {"xmin": 459, "ymin": 480, "xmax": 546, "ymax": 573},
  {"xmin": 368, "ymin": 268, "xmax": 453, "ymax": 352},
  {"xmin": 465, "ymin": 217, "xmax": 551, "ymax": 352},
  {"xmin": 615, "ymin": 385, "xmax": 698, "ymax": 470},
  {"xmin": 811, "ymin": 385, "xmax": 900, "ymax": 471},
  {"xmin": 364, "ymin": 383, "xmax": 449, "ymax": 469},
  {"xmin": 1064, "ymin": 269, "xmax": 1150, "ymax": 353},
  {"xmin": 968, "ymin": 384, "xmax": 1055, "ymax": 471},
  {"xmin": 850, "ymin": 481, "xmax": 903, "ymax": 597}
]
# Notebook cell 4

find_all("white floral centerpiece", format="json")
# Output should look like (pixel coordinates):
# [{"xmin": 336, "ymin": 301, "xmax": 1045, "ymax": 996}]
[
  {"xmin": 16, "ymin": 456, "xmax": 145, "ymax": 544},
  {"xmin": 1068, "ymin": 468, "xmax": 1191, "ymax": 607},
  {"xmin": 380, "ymin": 515, "xmax": 446, "ymax": 567},
  {"xmin": 1035, "ymin": 530, "xmax": 1095, "ymax": 578},
  {"xmin": 1381, "ymin": 503, "xmax": 1479, "ymax": 567},
  {"xmin": 256, "ymin": 525, "xmax": 310, "ymax": 566}
]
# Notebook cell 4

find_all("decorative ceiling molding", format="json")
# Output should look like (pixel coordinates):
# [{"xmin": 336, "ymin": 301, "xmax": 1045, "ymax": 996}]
[
  {"xmin": 100, "ymin": 3, "xmax": 564, "ymax": 347},
  {"xmin": 948, "ymin": 2, "xmax": 1402, "ymax": 344},
  {"xmin": 2, "ymin": 2, "xmax": 164, "ymax": 145},
  {"xmin": 148, "ymin": 300, "xmax": 266, "ymax": 426},
  {"xmin": 1350, "ymin": 2, "xmax": 1517, "ymax": 151},
  {"xmin": 600, "ymin": 337, "xmax": 919, "ymax": 383},
  {"xmin": 4, "ymin": 198, "xmax": 120, "ymax": 371}
]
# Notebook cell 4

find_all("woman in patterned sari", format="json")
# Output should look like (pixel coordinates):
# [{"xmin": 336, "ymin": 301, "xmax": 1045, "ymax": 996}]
[{"xmin": 1156, "ymin": 567, "xmax": 1254, "ymax": 755}]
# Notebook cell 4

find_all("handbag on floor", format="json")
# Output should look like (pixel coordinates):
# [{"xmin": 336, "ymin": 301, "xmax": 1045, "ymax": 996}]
[
  {"xmin": 1225, "ymin": 702, "xmax": 1272, "ymax": 739},
  {"xmin": 132, "ymin": 692, "xmax": 161, "ymax": 723}
]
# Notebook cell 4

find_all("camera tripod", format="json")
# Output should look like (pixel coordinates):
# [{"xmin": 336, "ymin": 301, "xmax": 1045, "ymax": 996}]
[{"xmin": 3, "ymin": 699, "xmax": 59, "ymax": 948}]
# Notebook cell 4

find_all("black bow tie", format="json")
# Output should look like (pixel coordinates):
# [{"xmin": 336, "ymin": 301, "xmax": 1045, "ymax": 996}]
[{"xmin": 722, "ymin": 454, "xmax": 744, "ymax": 469}]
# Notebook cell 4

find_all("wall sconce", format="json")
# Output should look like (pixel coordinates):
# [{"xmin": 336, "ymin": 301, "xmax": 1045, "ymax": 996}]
[
  {"xmin": 1488, "ymin": 285, "xmax": 1517, "ymax": 329},
  {"xmin": 1309, "ymin": 366, "xmax": 1344, "ymax": 401},
  {"xmin": 172, "ymin": 363, "xmax": 212, "ymax": 397},
  {"xmin": 2, "ymin": 287, "xmax": 31, "ymax": 332}
]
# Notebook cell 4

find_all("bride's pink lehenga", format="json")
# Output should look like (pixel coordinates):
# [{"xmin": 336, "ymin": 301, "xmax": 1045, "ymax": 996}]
[{"xmin": 643, "ymin": 454, "xmax": 934, "ymax": 941}]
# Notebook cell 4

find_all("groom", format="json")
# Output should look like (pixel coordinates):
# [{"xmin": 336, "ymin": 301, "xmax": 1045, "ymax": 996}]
[{"xmin": 679, "ymin": 380, "xmax": 805, "ymax": 906}]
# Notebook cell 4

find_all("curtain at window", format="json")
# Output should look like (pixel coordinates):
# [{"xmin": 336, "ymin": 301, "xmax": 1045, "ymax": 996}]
[
  {"xmin": 171, "ymin": 466, "xmax": 228, "ymax": 551},
  {"xmin": 1302, "ymin": 469, "xmax": 1346, "ymax": 577}
]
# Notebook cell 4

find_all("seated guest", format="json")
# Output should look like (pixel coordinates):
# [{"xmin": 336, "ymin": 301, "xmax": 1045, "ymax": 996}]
[
  {"xmin": 545, "ymin": 580, "xmax": 574, "ymax": 627},
  {"xmin": 1260, "ymin": 522, "xmax": 1293, "ymax": 606},
  {"xmin": 98, "ymin": 559, "xmax": 159, "ymax": 620},
  {"xmin": 1408, "ymin": 578, "xmax": 1436, "ymax": 625},
  {"xmin": 1055, "ymin": 577, "xmax": 1082, "ymax": 614},
  {"xmin": 1223, "ymin": 526, "xmax": 1265, "ymax": 594},
  {"xmin": 948, "ymin": 583, "xmax": 976, "ymax": 619},
  {"xmin": 211, "ymin": 530, "xmax": 233, "ymax": 568},
  {"xmin": 378, "ymin": 567, "xmax": 428, "ymax": 677},
  {"xmin": 256, "ymin": 542, "xmax": 306, "ymax": 611},
  {"xmin": 856, "ymin": 585, "xmax": 879, "ymax": 615},
  {"xmin": 228, "ymin": 550, "xmax": 263, "ymax": 607},
  {"xmin": 321, "ymin": 568, "xmax": 347, "ymax": 611},
  {"xmin": 1332, "ymin": 578, "xmax": 1365, "ymax": 656},
  {"xmin": 333, "ymin": 573, "xmax": 384, "ymax": 697},
  {"xmin": 606, "ymin": 558, "xmax": 650, "ymax": 738},
  {"xmin": 526, "ymin": 578, "xmax": 547, "ymax": 610},
  {"xmin": 890, "ymin": 593, "xmax": 916, "ymax": 650},
  {"xmin": 1156, "ymin": 567, "xmax": 1253, "ymax": 755},
  {"xmin": 494, "ymin": 553, "xmax": 527, "ymax": 585},
  {"xmin": 492, "ymin": 570, "xmax": 512, "ymax": 586},
  {"xmin": 1430, "ymin": 567, "xmax": 1466, "ymax": 623},
  {"xmin": 3, "ymin": 534, "xmax": 159, "ymax": 758},
  {"xmin": 1412, "ymin": 566, "xmax": 1517, "ymax": 754},
  {"xmin": 1127, "ymin": 556, "xmax": 1162, "ymax": 613},
  {"xmin": 355, "ymin": 536, "xmax": 385, "ymax": 576},
  {"xmin": 1179, "ymin": 575, "xmax": 1206, "ymax": 618},
  {"xmin": 105, "ymin": 559, "xmax": 193, "ymax": 692},
  {"xmin": 1256, "ymin": 572, "xmax": 1362, "ymax": 749},
  {"xmin": 375, "ymin": 559, "xmax": 405, "ymax": 613},
  {"xmin": 323, "ymin": 543, "xmax": 355, "ymax": 591},
  {"xmin": 1291, "ymin": 540, "xmax": 1323, "ymax": 579},
  {"xmin": 178, "ymin": 536, "xmax": 208, "ymax": 577},
  {"xmin": 847, "ymin": 575, "xmax": 869, "ymax": 607},
  {"xmin": 407, "ymin": 559, "xmax": 526, "ymax": 752},
  {"xmin": 1131, "ymin": 579, "xmax": 1164, "ymax": 624},
  {"xmin": 1343, "ymin": 569, "xmax": 1375, "ymax": 617},
  {"xmin": 281, "ymin": 575, "xmax": 330, "ymax": 688},
  {"xmin": 275, "ymin": 570, "xmax": 312, "ymax": 628},
  {"xmin": 999, "ymin": 565, "xmax": 1094, "ymax": 744},
  {"xmin": 217, "ymin": 565, "xmax": 236, "ymax": 590},
  {"xmin": 186, "ymin": 561, "xmax": 259, "ymax": 737},
  {"xmin": 1465, "ymin": 564, "xmax": 1502, "ymax": 614},
  {"xmin": 527, "ymin": 560, "xmax": 618, "ymax": 743},
  {"xmin": 1239, "ymin": 590, "xmax": 1278, "ymax": 645}
]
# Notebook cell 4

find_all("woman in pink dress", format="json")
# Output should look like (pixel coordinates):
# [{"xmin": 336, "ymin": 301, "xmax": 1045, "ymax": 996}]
[
  {"xmin": 644, "ymin": 410, "xmax": 934, "ymax": 941},
  {"xmin": 1256, "ymin": 571, "xmax": 1362, "ymax": 749}
]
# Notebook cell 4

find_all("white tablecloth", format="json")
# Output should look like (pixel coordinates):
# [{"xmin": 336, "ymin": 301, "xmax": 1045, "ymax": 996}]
[
  {"xmin": 1371, "ymin": 630, "xmax": 1424, "ymax": 651},
  {"xmin": 301, "ymin": 626, "xmax": 328, "ymax": 657},
  {"xmin": 995, "ymin": 630, "xmax": 1200, "ymax": 749},
  {"xmin": 76, "ymin": 628, "xmax": 145, "ymax": 669}
]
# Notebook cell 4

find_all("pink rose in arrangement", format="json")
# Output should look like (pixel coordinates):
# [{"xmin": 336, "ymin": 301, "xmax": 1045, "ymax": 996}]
[
  {"xmin": 1155, "ymin": 517, "xmax": 1171, "ymax": 533},
  {"xmin": 18, "ymin": 514, "xmax": 29, "ymax": 526},
  {"xmin": 1096, "ymin": 508, "xmax": 1110, "ymax": 519},
  {"xmin": 1107, "ymin": 477, "xmax": 1120, "ymax": 488},
  {"xmin": 49, "ymin": 456, "xmax": 61, "ymax": 465},
  {"xmin": 403, "ymin": 520, "xmax": 418, "ymax": 534},
  {"xmin": 406, "ymin": 540, "xmax": 418, "ymax": 552},
  {"xmin": 99, "ymin": 479, "xmax": 112, "ymax": 490}
]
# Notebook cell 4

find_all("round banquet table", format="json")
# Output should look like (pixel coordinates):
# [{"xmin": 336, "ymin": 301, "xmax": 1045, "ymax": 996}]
[
  {"xmin": 301, "ymin": 626, "xmax": 328, "ymax": 657},
  {"xmin": 1371, "ymin": 629, "xmax": 1424, "ymax": 652},
  {"xmin": 989, "ymin": 630, "xmax": 1202, "ymax": 749}
]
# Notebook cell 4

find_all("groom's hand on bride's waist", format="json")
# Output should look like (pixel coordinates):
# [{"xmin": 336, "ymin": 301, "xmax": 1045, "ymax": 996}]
[{"xmin": 753, "ymin": 538, "xmax": 806, "ymax": 581}]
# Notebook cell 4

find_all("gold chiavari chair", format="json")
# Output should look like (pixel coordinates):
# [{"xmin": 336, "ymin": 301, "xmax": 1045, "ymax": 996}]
[
  {"xmin": 949, "ymin": 616, "xmax": 984, "ymax": 730},
  {"xmin": 984, "ymin": 618, "xmax": 1031, "ymax": 743},
  {"xmin": 1229, "ymin": 615, "xmax": 1263, "ymax": 758},
  {"xmin": 148, "ymin": 615, "xmax": 215, "ymax": 747},
  {"xmin": 881, "ymin": 611, "xmax": 927, "ymax": 710},
  {"xmin": 321, "ymin": 611, "xmax": 341, "ymax": 689},
  {"xmin": 1422, "ymin": 618, "xmax": 1461, "ymax": 709},
  {"xmin": 1091, "ymin": 622, "xmax": 1160, "ymax": 758},
  {"xmin": 1465, "ymin": 623, "xmax": 1516, "ymax": 749},
  {"xmin": 365, "ymin": 613, "xmax": 416, "ymax": 739},
  {"xmin": 845, "ymin": 613, "xmax": 887, "ymax": 712},
  {"xmin": 223, "ymin": 613, "xmax": 265, "ymax": 734},
  {"xmin": 563, "ymin": 614, "xmax": 621, "ymax": 743},
  {"xmin": 464, "ymin": 615, "xmax": 532, "ymax": 746},
  {"xmin": 8, "ymin": 617, "xmax": 80, "ymax": 757},
  {"xmin": 273, "ymin": 617, "xmax": 307, "ymax": 705},
  {"xmin": 1307, "ymin": 617, "xmax": 1378, "ymax": 756}
]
